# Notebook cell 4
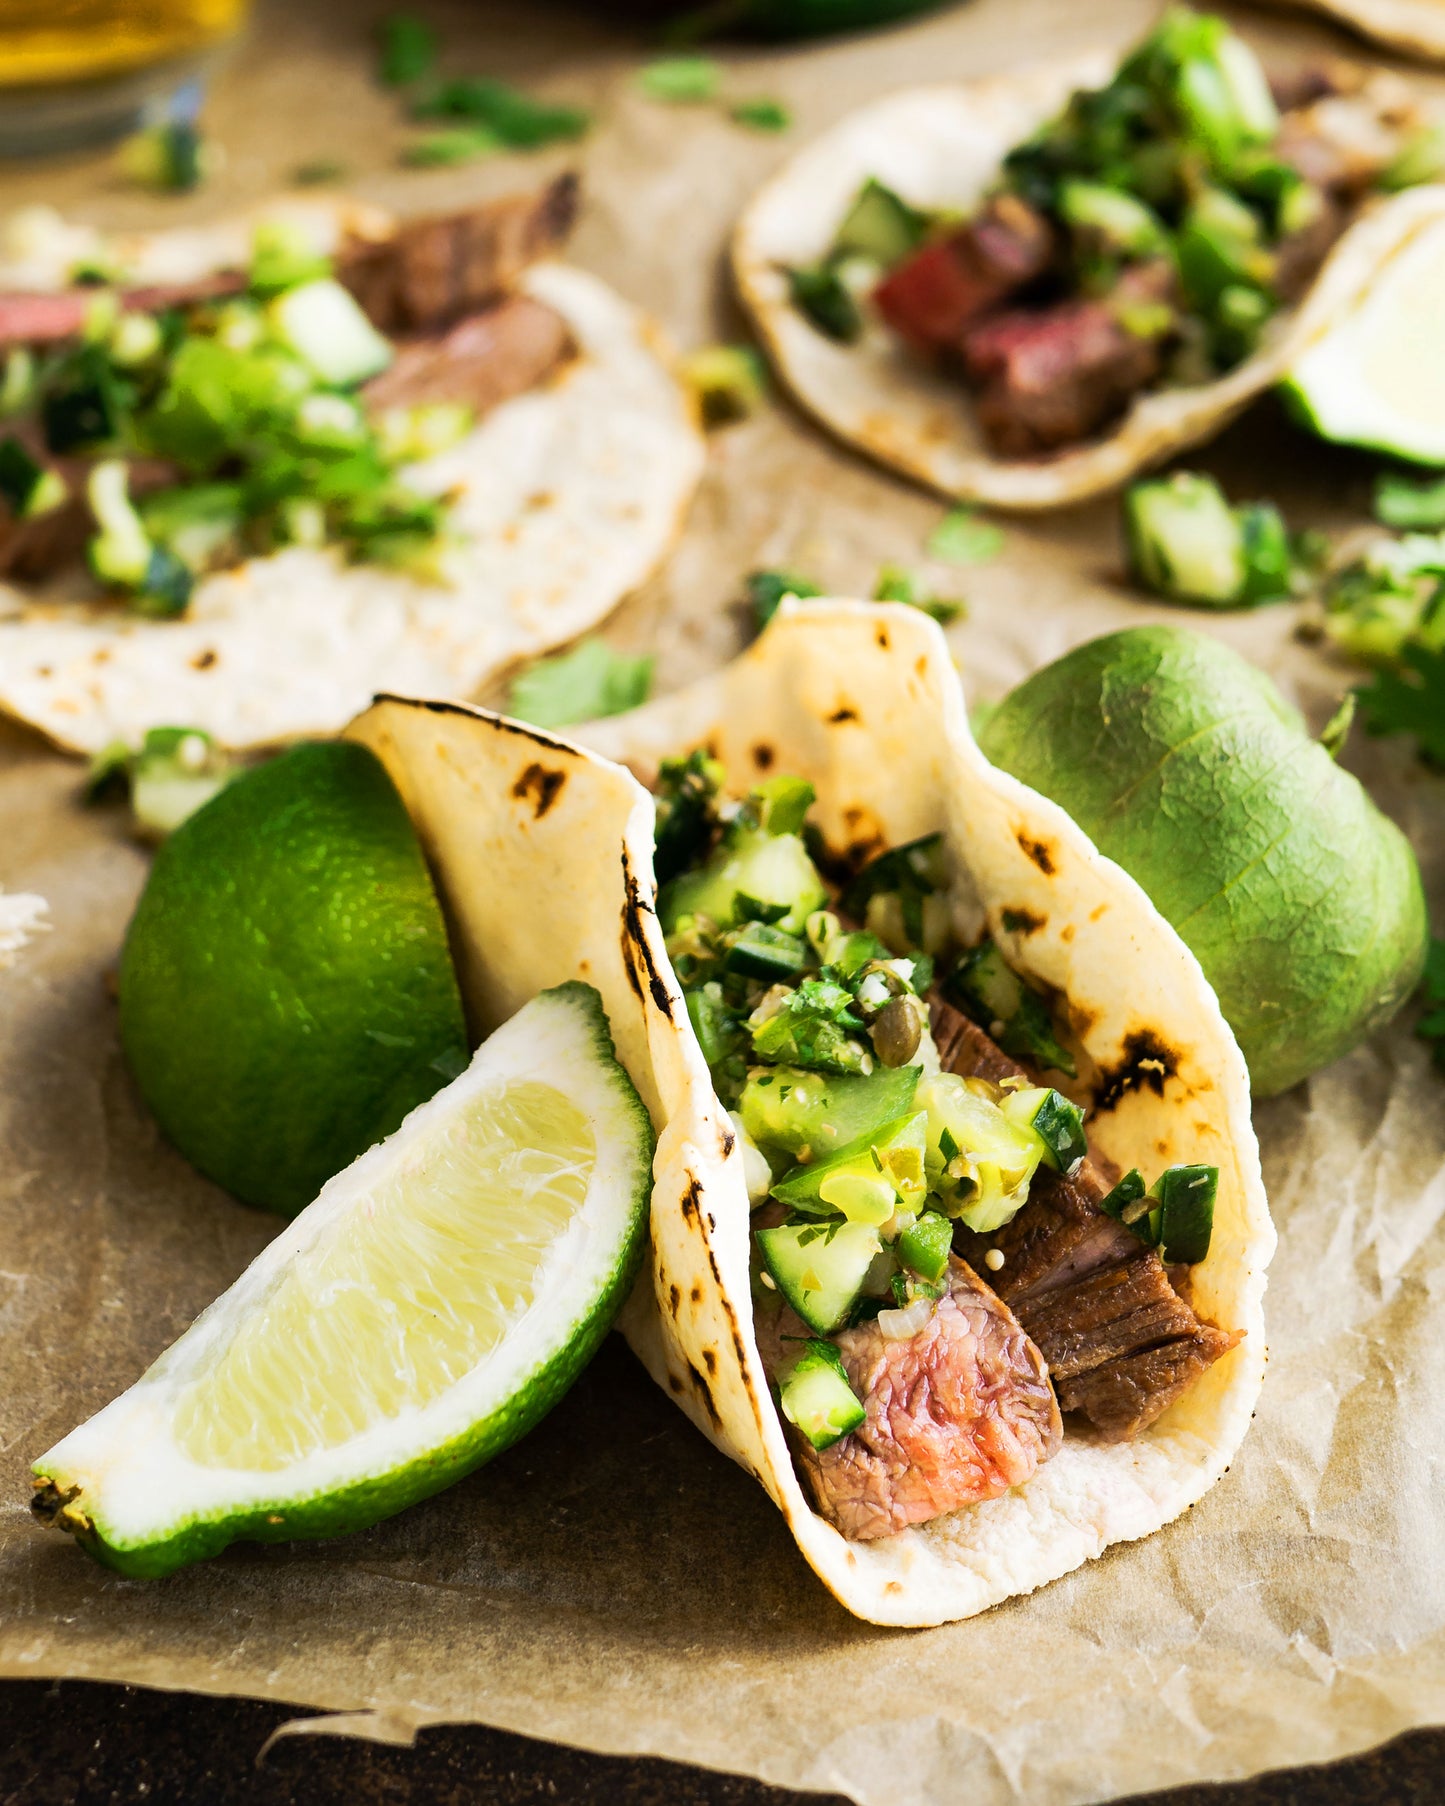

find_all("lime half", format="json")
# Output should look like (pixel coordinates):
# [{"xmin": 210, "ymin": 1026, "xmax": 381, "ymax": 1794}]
[
  {"xmin": 33, "ymin": 983, "xmax": 653, "ymax": 1577},
  {"xmin": 1283, "ymin": 215, "xmax": 1445, "ymax": 464}
]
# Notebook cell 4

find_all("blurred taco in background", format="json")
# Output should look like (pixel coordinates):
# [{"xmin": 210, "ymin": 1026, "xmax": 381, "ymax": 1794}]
[
  {"xmin": 581, "ymin": 601, "xmax": 1274, "ymax": 1626},
  {"xmin": 0, "ymin": 177, "xmax": 703, "ymax": 753},
  {"xmin": 734, "ymin": 8, "xmax": 1445, "ymax": 506},
  {"xmin": 1268, "ymin": 0, "xmax": 1445, "ymax": 67}
]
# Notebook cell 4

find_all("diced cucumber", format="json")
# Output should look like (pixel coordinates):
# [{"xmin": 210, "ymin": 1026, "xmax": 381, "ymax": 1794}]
[
  {"xmin": 787, "ymin": 264, "xmax": 862, "ymax": 343},
  {"xmin": 916, "ymin": 1072, "xmax": 1041, "ymax": 1231},
  {"xmin": 267, "ymin": 278, "xmax": 393, "ymax": 387},
  {"xmin": 86, "ymin": 460, "xmax": 152, "ymax": 587},
  {"xmin": 0, "ymin": 436, "xmax": 64, "ymax": 517},
  {"xmin": 724, "ymin": 923, "xmax": 810, "ymax": 982},
  {"xmin": 755, "ymin": 1218, "xmax": 882, "ymax": 1334},
  {"xmin": 1175, "ymin": 188, "xmax": 1270, "ymax": 314},
  {"xmin": 771, "ymin": 1112, "xmax": 929, "ymax": 1222},
  {"xmin": 776, "ymin": 1340, "xmax": 866, "ymax": 1449},
  {"xmin": 1000, "ymin": 1084, "xmax": 1087, "ymax": 1175},
  {"xmin": 833, "ymin": 179, "xmax": 928, "ymax": 269},
  {"xmin": 659, "ymin": 824, "xmax": 827, "ymax": 935},
  {"xmin": 1154, "ymin": 1164, "xmax": 1218, "ymax": 1264},
  {"xmin": 897, "ymin": 1209, "xmax": 953, "ymax": 1284},
  {"xmin": 1237, "ymin": 501, "xmax": 1292, "ymax": 602},
  {"xmin": 1058, "ymin": 181, "xmax": 1167, "ymax": 255},
  {"xmin": 1123, "ymin": 471, "xmax": 1245, "ymax": 605},
  {"xmin": 139, "ymin": 482, "xmax": 244, "ymax": 572},
  {"xmin": 738, "ymin": 1063, "xmax": 920, "ymax": 1162},
  {"xmin": 945, "ymin": 939, "xmax": 1076, "ymax": 1075}
]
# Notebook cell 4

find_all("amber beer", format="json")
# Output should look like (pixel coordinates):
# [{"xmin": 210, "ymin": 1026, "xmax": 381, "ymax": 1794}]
[{"xmin": 0, "ymin": 0, "xmax": 243, "ymax": 85}]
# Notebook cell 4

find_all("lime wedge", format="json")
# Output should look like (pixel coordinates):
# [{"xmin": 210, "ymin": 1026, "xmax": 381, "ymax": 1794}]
[
  {"xmin": 1283, "ymin": 217, "xmax": 1445, "ymax": 463},
  {"xmin": 32, "ymin": 983, "xmax": 653, "ymax": 1577}
]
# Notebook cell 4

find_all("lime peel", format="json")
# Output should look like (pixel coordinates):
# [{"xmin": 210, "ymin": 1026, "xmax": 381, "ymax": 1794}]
[{"xmin": 33, "ymin": 982, "xmax": 653, "ymax": 1577}]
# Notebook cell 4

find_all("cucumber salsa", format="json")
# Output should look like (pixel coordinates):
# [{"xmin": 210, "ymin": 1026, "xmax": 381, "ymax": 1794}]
[
  {"xmin": 655, "ymin": 753, "xmax": 1224, "ymax": 1538},
  {"xmin": 785, "ymin": 8, "xmax": 1434, "ymax": 458}
]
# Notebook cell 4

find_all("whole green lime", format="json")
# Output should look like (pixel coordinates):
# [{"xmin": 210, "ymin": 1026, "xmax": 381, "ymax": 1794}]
[
  {"xmin": 118, "ymin": 740, "xmax": 468, "ymax": 1216},
  {"xmin": 977, "ymin": 626, "xmax": 1428, "ymax": 1097}
]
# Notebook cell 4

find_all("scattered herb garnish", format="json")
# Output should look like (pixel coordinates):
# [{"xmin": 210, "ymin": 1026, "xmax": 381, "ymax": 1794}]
[
  {"xmin": 290, "ymin": 158, "xmax": 349, "ymax": 187},
  {"xmin": 639, "ymin": 56, "xmax": 722, "ymax": 102},
  {"xmin": 411, "ymin": 78, "xmax": 590, "ymax": 149},
  {"xmin": 1356, "ymin": 642, "xmax": 1445, "ymax": 767},
  {"xmin": 873, "ymin": 564, "xmax": 964, "ymax": 625},
  {"xmin": 731, "ymin": 97, "xmax": 791, "ymax": 133},
  {"xmin": 1373, "ymin": 469, "xmax": 1445, "ymax": 531},
  {"xmin": 401, "ymin": 128, "xmax": 503, "ymax": 168},
  {"xmin": 377, "ymin": 13, "xmax": 438, "ymax": 87},
  {"xmin": 926, "ymin": 506, "xmax": 1003, "ymax": 566},
  {"xmin": 1124, "ymin": 471, "xmax": 1306, "ymax": 608},
  {"xmin": 1417, "ymin": 939, "xmax": 1445, "ymax": 1073},
  {"xmin": 507, "ymin": 637, "xmax": 653, "ymax": 729},
  {"xmin": 85, "ymin": 726, "xmax": 239, "ymax": 838},
  {"xmin": 679, "ymin": 344, "xmax": 768, "ymax": 427},
  {"xmin": 118, "ymin": 120, "xmax": 212, "ymax": 194},
  {"xmin": 746, "ymin": 567, "xmax": 824, "ymax": 632}
]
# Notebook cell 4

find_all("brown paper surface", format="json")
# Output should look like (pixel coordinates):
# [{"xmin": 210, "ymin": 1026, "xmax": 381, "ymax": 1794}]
[{"xmin": 2, "ymin": 2, "xmax": 1444, "ymax": 1801}]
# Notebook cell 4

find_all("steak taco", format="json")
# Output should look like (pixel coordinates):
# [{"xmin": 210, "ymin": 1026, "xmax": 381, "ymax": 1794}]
[
  {"xmin": 0, "ymin": 178, "xmax": 703, "ymax": 752},
  {"xmin": 581, "ymin": 601, "xmax": 1273, "ymax": 1626},
  {"xmin": 733, "ymin": 8, "xmax": 1445, "ymax": 506}
]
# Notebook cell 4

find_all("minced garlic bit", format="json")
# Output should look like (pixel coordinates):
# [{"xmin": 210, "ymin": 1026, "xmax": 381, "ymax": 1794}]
[
  {"xmin": 759, "ymin": 1270, "xmax": 778, "ymax": 1290},
  {"xmin": 984, "ymin": 1248, "xmax": 1005, "ymax": 1272}
]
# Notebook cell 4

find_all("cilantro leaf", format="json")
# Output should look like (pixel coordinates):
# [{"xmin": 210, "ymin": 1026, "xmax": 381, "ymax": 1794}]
[
  {"xmin": 746, "ymin": 567, "xmax": 823, "ymax": 633},
  {"xmin": 731, "ymin": 97, "xmax": 791, "ymax": 132},
  {"xmin": 378, "ymin": 14, "xmax": 438, "ymax": 87},
  {"xmin": 412, "ymin": 79, "xmax": 589, "ymax": 148},
  {"xmin": 926, "ymin": 506, "xmax": 1004, "ymax": 565},
  {"xmin": 639, "ymin": 57, "xmax": 721, "ymax": 102},
  {"xmin": 873, "ymin": 564, "xmax": 964, "ymax": 625},
  {"xmin": 1356, "ymin": 642, "xmax": 1445, "ymax": 767},
  {"xmin": 507, "ymin": 638, "xmax": 652, "ymax": 730}
]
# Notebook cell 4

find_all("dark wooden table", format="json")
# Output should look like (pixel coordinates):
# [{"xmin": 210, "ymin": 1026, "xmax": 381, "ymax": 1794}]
[{"xmin": 1, "ymin": 1680, "xmax": 1440, "ymax": 1805}]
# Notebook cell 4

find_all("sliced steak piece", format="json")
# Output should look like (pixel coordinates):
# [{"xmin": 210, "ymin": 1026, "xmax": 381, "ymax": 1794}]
[
  {"xmin": 0, "ymin": 272, "xmax": 248, "ymax": 352},
  {"xmin": 873, "ymin": 195, "xmax": 1056, "ymax": 352},
  {"xmin": 932, "ymin": 992, "xmax": 1240, "ymax": 1442},
  {"xmin": 961, "ymin": 262, "xmax": 1173, "ymax": 457},
  {"xmin": 361, "ymin": 293, "xmax": 575, "ymax": 417},
  {"xmin": 340, "ymin": 173, "xmax": 579, "ymax": 336},
  {"xmin": 756, "ymin": 1259, "xmax": 1060, "ymax": 1542}
]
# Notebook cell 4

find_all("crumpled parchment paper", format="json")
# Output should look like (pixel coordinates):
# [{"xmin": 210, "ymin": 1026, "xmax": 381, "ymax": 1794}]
[{"xmin": 1, "ymin": 1, "xmax": 1443, "ymax": 1802}]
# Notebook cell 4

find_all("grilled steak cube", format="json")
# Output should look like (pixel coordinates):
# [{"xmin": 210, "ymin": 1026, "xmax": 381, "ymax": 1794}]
[
  {"xmin": 873, "ymin": 195, "xmax": 1055, "ymax": 351},
  {"xmin": 361, "ymin": 293, "xmax": 575, "ymax": 416}
]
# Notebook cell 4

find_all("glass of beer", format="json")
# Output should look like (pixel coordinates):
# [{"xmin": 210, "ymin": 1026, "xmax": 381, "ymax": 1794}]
[{"xmin": 0, "ymin": 0, "xmax": 248, "ymax": 158}]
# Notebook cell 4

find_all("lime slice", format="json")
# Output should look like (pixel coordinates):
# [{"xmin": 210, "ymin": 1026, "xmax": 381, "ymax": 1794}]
[
  {"xmin": 1283, "ymin": 217, "xmax": 1445, "ymax": 463},
  {"xmin": 33, "ymin": 983, "xmax": 653, "ymax": 1578}
]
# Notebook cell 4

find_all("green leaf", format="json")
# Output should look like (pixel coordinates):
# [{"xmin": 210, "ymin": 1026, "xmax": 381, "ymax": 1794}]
[
  {"xmin": 731, "ymin": 97, "xmax": 791, "ymax": 133},
  {"xmin": 1357, "ymin": 642, "xmax": 1445, "ymax": 767},
  {"xmin": 1374, "ymin": 470, "xmax": 1445, "ymax": 531},
  {"xmin": 872, "ymin": 564, "xmax": 964, "ymax": 625},
  {"xmin": 401, "ymin": 128, "xmax": 503, "ymax": 167},
  {"xmin": 678, "ymin": 344, "xmax": 767, "ymax": 427},
  {"xmin": 926, "ymin": 506, "xmax": 1004, "ymax": 565},
  {"xmin": 746, "ymin": 567, "xmax": 822, "ymax": 633},
  {"xmin": 507, "ymin": 638, "xmax": 653, "ymax": 730},
  {"xmin": 413, "ymin": 78, "xmax": 590, "ymax": 148},
  {"xmin": 639, "ymin": 56, "xmax": 721, "ymax": 103},
  {"xmin": 377, "ymin": 14, "xmax": 438, "ymax": 87}
]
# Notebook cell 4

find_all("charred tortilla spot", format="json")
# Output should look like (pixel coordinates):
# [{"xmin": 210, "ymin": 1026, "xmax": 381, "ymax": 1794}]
[
  {"xmin": 690, "ymin": 1362, "xmax": 723, "ymax": 1427},
  {"xmin": 702, "ymin": 1348, "xmax": 718, "ymax": 1376},
  {"xmin": 1061, "ymin": 923, "xmax": 1076, "ymax": 944},
  {"xmin": 668, "ymin": 1372, "xmax": 684, "ymax": 1395},
  {"xmin": 1000, "ymin": 906, "xmax": 1045, "ymax": 936},
  {"xmin": 876, "ymin": 627, "xmax": 890, "ymax": 650},
  {"xmin": 681, "ymin": 1177, "xmax": 703, "ymax": 1224},
  {"xmin": 828, "ymin": 704, "xmax": 859, "ymax": 725},
  {"xmin": 1017, "ymin": 831, "xmax": 1056, "ymax": 875},
  {"xmin": 751, "ymin": 742, "xmax": 775, "ymax": 770},
  {"xmin": 1090, "ymin": 903, "xmax": 1108, "ymax": 922},
  {"xmin": 621, "ymin": 862, "xmax": 674, "ymax": 1019},
  {"xmin": 690, "ymin": 1284, "xmax": 702, "ymax": 1304},
  {"xmin": 915, "ymin": 656, "xmax": 927, "ymax": 677},
  {"xmin": 669, "ymin": 1284, "xmax": 681, "ymax": 1316},
  {"xmin": 190, "ymin": 648, "xmax": 217, "ymax": 671},
  {"xmin": 720, "ymin": 1122, "xmax": 736, "ymax": 1159},
  {"xmin": 511, "ymin": 762, "xmax": 566, "ymax": 819},
  {"xmin": 1095, "ymin": 1029, "xmax": 1180, "ymax": 1111}
]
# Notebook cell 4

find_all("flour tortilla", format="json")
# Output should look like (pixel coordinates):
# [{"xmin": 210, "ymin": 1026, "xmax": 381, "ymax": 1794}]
[
  {"xmin": 0, "ymin": 201, "xmax": 704, "ymax": 755},
  {"xmin": 733, "ymin": 56, "xmax": 1445, "ymax": 508},
  {"xmin": 1270, "ymin": 0, "xmax": 1445, "ymax": 64},
  {"xmin": 575, "ymin": 600, "xmax": 1274, "ymax": 1627}
]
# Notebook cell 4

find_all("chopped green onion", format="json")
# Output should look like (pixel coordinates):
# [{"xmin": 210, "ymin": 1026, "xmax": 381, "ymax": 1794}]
[
  {"xmin": 753, "ymin": 773, "xmax": 815, "ymax": 838},
  {"xmin": 506, "ymin": 636, "xmax": 653, "ymax": 729},
  {"xmin": 926, "ymin": 507, "xmax": 1004, "ymax": 566},
  {"xmin": 411, "ymin": 78, "xmax": 589, "ymax": 149},
  {"xmin": 118, "ymin": 121, "xmax": 209, "ymax": 193},
  {"xmin": 248, "ymin": 220, "xmax": 331, "ymax": 296},
  {"xmin": 638, "ymin": 56, "xmax": 721, "ymax": 103},
  {"xmin": 731, "ymin": 98, "xmax": 791, "ymax": 133},
  {"xmin": 746, "ymin": 566, "xmax": 823, "ymax": 633},
  {"xmin": 873, "ymin": 564, "xmax": 964, "ymax": 624},
  {"xmin": 377, "ymin": 13, "xmax": 438, "ymax": 87},
  {"xmin": 400, "ymin": 127, "xmax": 503, "ymax": 167},
  {"xmin": 678, "ymin": 344, "xmax": 768, "ymax": 428}
]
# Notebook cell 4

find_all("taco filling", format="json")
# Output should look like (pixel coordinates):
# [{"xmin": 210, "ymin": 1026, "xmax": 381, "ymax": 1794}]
[
  {"xmin": 655, "ymin": 754, "xmax": 1238, "ymax": 1541},
  {"xmin": 783, "ymin": 9, "xmax": 1425, "ymax": 457},
  {"xmin": 0, "ymin": 176, "xmax": 578, "ymax": 608}
]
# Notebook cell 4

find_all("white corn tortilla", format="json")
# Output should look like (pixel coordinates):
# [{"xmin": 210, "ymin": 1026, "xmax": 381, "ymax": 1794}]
[
  {"xmin": 733, "ymin": 55, "xmax": 1445, "ymax": 508},
  {"xmin": 576, "ymin": 600, "xmax": 1271, "ymax": 1627},
  {"xmin": 0, "ymin": 202, "xmax": 704, "ymax": 755}
]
